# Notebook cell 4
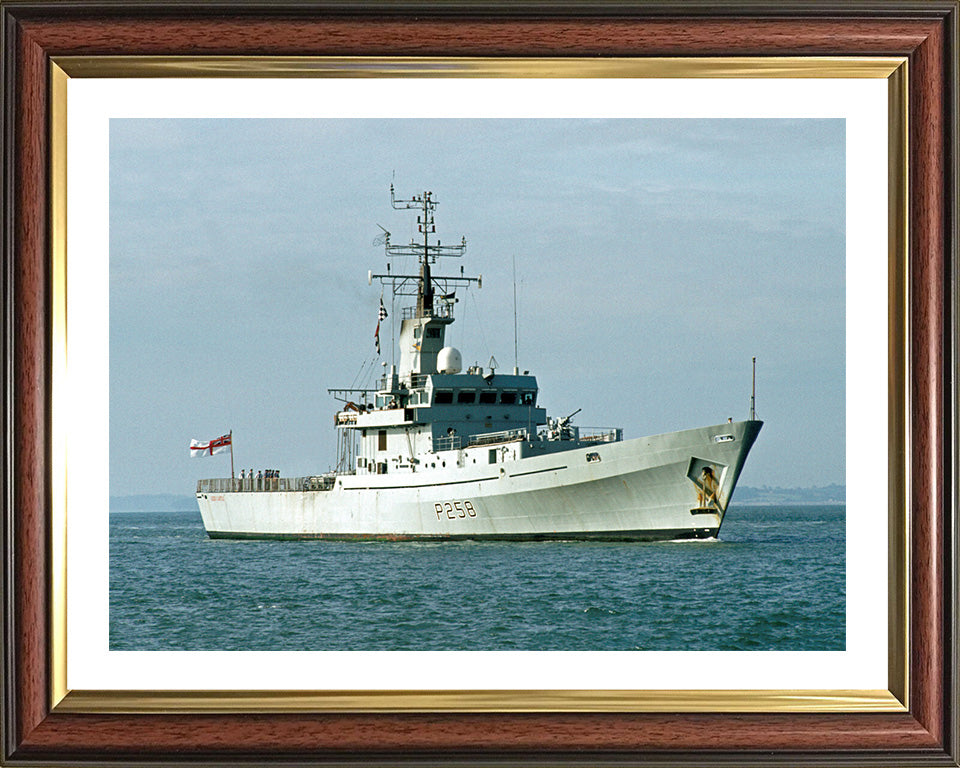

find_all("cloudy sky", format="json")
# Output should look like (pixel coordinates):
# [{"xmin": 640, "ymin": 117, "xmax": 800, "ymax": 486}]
[{"xmin": 109, "ymin": 118, "xmax": 844, "ymax": 496}]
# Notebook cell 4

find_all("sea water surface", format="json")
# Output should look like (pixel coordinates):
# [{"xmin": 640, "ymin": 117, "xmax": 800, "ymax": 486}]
[{"xmin": 110, "ymin": 505, "xmax": 844, "ymax": 651}]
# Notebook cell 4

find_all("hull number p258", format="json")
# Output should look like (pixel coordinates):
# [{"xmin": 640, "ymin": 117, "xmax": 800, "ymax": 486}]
[{"xmin": 435, "ymin": 501, "xmax": 477, "ymax": 519}]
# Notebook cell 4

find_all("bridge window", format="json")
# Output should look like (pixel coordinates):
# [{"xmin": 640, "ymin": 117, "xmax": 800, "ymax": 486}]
[
  {"xmin": 457, "ymin": 390, "xmax": 476, "ymax": 404},
  {"xmin": 434, "ymin": 390, "xmax": 453, "ymax": 404},
  {"xmin": 500, "ymin": 392, "xmax": 517, "ymax": 405},
  {"xmin": 521, "ymin": 391, "xmax": 536, "ymax": 405},
  {"xmin": 426, "ymin": 327, "xmax": 442, "ymax": 338},
  {"xmin": 478, "ymin": 391, "xmax": 497, "ymax": 404}
]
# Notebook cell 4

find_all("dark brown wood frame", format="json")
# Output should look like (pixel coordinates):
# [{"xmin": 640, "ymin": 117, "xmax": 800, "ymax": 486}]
[{"xmin": 2, "ymin": 2, "xmax": 957, "ymax": 765}]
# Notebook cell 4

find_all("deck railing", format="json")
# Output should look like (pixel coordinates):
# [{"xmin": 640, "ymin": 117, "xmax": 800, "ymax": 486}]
[
  {"xmin": 401, "ymin": 303, "xmax": 453, "ymax": 321},
  {"xmin": 432, "ymin": 426, "xmax": 623, "ymax": 453},
  {"xmin": 196, "ymin": 475, "xmax": 340, "ymax": 494},
  {"xmin": 579, "ymin": 428, "xmax": 624, "ymax": 443},
  {"xmin": 467, "ymin": 428, "xmax": 530, "ymax": 447},
  {"xmin": 432, "ymin": 434, "xmax": 463, "ymax": 451}
]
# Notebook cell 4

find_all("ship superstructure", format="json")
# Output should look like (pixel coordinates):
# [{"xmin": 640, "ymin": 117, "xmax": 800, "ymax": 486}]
[{"xmin": 196, "ymin": 187, "xmax": 762, "ymax": 540}]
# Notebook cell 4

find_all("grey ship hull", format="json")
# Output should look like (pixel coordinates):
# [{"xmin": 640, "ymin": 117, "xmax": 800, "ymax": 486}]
[{"xmin": 197, "ymin": 419, "xmax": 762, "ymax": 541}]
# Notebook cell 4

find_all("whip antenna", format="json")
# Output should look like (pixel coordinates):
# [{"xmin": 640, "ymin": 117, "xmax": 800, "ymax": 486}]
[{"xmin": 513, "ymin": 255, "xmax": 519, "ymax": 375}]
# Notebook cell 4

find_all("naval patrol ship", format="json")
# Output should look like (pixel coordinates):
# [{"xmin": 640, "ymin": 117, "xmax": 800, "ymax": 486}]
[{"xmin": 196, "ymin": 187, "xmax": 763, "ymax": 540}]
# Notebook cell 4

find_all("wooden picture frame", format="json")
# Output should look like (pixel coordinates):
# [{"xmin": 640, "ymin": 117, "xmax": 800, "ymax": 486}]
[{"xmin": 2, "ymin": 2, "xmax": 957, "ymax": 765}]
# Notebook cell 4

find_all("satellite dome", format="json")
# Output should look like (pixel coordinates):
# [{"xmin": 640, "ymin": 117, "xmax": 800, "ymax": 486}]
[{"xmin": 437, "ymin": 346, "xmax": 462, "ymax": 374}]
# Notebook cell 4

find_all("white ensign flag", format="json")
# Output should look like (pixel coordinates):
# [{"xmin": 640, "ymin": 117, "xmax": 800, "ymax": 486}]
[{"xmin": 189, "ymin": 433, "xmax": 232, "ymax": 458}]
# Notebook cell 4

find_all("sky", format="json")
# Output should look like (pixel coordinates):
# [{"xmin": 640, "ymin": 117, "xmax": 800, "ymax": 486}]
[{"xmin": 109, "ymin": 118, "xmax": 844, "ymax": 496}]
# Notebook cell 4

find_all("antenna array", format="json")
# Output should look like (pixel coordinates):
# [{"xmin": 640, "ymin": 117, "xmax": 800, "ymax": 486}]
[{"xmin": 369, "ymin": 186, "xmax": 481, "ymax": 315}]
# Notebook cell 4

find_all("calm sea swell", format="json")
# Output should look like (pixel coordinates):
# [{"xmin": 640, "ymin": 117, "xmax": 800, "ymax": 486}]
[{"xmin": 110, "ymin": 505, "xmax": 845, "ymax": 651}]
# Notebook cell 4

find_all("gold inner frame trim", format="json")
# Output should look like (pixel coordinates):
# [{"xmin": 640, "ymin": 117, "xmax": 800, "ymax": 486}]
[
  {"xmin": 57, "ymin": 688, "xmax": 903, "ymax": 715},
  {"xmin": 53, "ymin": 55, "xmax": 905, "ymax": 79},
  {"xmin": 50, "ymin": 61, "xmax": 69, "ymax": 710},
  {"xmin": 885, "ymin": 60, "xmax": 910, "ymax": 710},
  {"xmin": 49, "ymin": 55, "xmax": 909, "ymax": 715}
]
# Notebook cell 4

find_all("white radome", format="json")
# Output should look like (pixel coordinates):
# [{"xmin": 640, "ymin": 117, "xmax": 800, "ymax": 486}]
[{"xmin": 437, "ymin": 346, "xmax": 462, "ymax": 374}]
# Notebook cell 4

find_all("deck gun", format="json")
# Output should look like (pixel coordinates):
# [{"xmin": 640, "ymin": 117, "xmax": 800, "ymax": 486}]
[{"xmin": 548, "ymin": 408, "xmax": 582, "ymax": 441}]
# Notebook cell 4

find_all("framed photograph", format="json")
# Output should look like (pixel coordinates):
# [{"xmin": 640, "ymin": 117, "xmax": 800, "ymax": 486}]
[{"xmin": 3, "ymin": 2, "xmax": 957, "ymax": 765}]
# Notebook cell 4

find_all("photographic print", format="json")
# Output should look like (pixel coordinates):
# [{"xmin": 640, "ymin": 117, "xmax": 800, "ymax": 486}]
[
  {"xmin": 5, "ymin": 3, "xmax": 956, "ymax": 763},
  {"xmin": 108, "ymin": 114, "xmax": 846, "ymax": 654}
]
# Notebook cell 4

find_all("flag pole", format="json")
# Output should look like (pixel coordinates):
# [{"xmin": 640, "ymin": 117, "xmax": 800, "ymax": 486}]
[{"xmin": 230, "ymin": 429, "xmax": 235, "ymax": 479}]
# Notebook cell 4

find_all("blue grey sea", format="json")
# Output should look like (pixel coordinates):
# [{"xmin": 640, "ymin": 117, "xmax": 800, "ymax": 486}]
[{"xmin": 109, "ymin": 505, "xmax": 844, "ymax": 651}]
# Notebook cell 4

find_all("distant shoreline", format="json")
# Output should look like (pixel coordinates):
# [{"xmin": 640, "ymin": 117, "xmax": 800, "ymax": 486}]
[
  {"xmin": 731, "ymin": 484, "xmax": 845, "ymax": 506},
  {"xmin": 109, "ymin": 486, "xmax": 846, "ymax": 513}
]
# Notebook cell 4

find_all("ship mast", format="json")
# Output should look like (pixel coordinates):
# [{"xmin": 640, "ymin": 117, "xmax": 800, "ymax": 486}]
[
  {"xmin": 369, "ymin": 185, "xmax": 480, "ymax": 319},
  {"xmin": 394, "ymin": 188, "xmax": 435, "ymax": 317}
]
